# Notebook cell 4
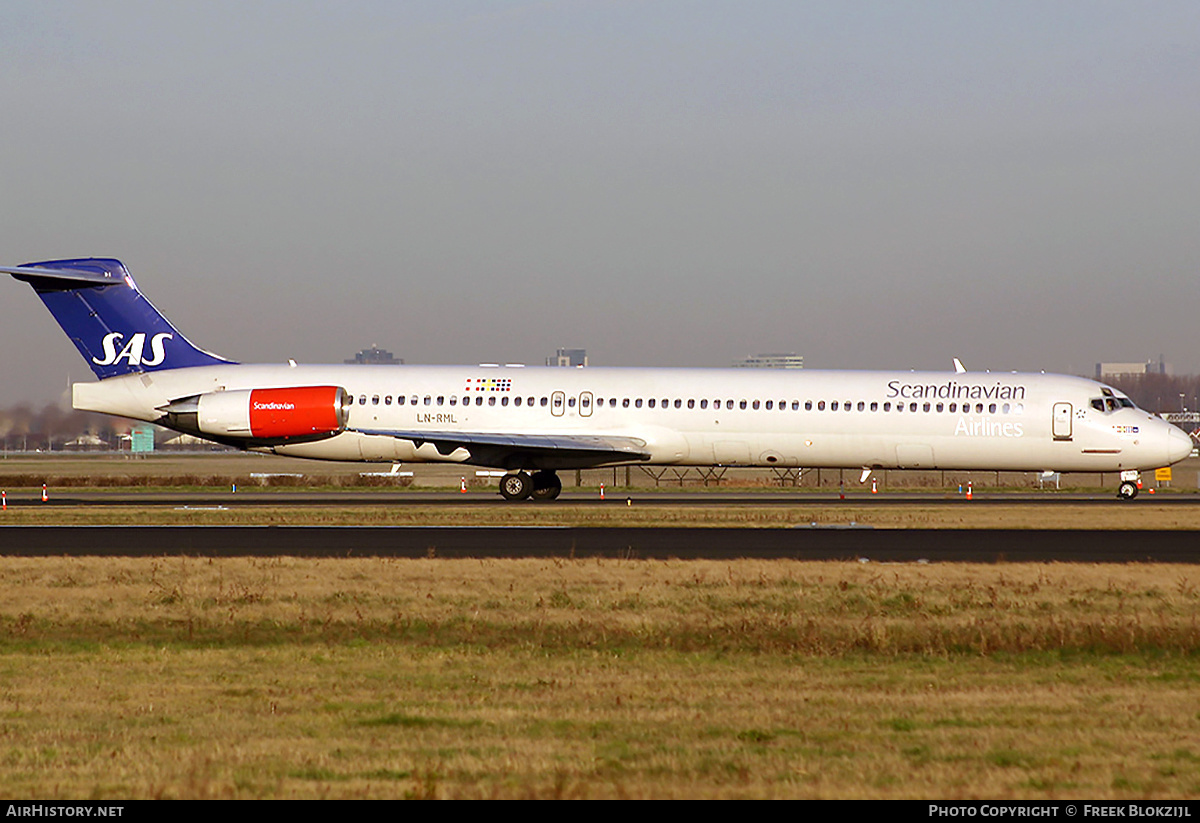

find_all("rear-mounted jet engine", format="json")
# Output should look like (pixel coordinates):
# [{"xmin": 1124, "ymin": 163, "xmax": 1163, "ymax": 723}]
[{"xmin": 159, "ymin": 386, "xmax": 350, "ymax": 441}]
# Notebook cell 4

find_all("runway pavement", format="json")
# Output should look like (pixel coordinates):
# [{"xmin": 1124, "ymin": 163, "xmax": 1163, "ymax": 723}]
[{"xmin": 0, "ymin": 525, "xmax": 1196, "ymax": 562}]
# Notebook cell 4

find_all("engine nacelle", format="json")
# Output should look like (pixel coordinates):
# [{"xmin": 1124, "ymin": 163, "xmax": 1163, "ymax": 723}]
[{"xmin": 162, "ymin": 386, "xmax": 349, "ymax": 440}]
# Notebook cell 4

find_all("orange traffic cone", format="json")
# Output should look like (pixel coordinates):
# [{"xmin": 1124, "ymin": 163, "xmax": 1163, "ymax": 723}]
[
  {"xmin": 41, "ymin": 483, "xmax": 48, "ymax": 503},
  {"xmin": 871, "ymin": 477, "xmax": 877, "ymax": 494},
  {"xmin": 966, "ymin": 481, "xmax": 973, "ymax": 501},
  {"xmin": 460, "ymin": 477, "xmax": 467, "ymax": 493}
]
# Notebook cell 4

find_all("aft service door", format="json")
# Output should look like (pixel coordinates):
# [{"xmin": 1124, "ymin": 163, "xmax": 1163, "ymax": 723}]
[{"xmin": 1052, "ymin": 403, "xmax": 1072, "ymax": 441}]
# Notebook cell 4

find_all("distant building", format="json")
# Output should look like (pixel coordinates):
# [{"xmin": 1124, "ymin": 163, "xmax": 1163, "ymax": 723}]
[
  {"xmin": 734, "ymin": 353, "xmax": 804, "ymax": 369},
  {"xmin": 346, "ymin": 345, "xmax": 403, "ymax": 365},
  {"xmin": 547, "ymin": 348, "xmax": 587, "ymax": 367},
  {"xmin": 1096, "ymin": 358, "xmax": 1170, "ymax": 379}
]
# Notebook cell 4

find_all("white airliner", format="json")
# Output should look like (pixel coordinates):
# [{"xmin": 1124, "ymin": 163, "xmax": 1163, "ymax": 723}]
[{"xmin": 4, "ymin": 258, "xmax": 1191, "ymax": 501}]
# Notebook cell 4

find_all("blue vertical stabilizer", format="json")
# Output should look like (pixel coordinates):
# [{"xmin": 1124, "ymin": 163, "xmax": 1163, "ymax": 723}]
[{"xmin": 2, "ymin": 258, "xmax": 235, "ymax": 379}]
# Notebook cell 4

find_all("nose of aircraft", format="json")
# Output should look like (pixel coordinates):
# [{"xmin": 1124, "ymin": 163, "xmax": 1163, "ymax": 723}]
[{"xmin": 1166, "ymin": 423, "xmax": 1193, "ymax": 465}]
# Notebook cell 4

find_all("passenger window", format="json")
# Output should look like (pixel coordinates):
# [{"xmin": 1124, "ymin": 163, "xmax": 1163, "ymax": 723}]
[
  {"xmin": 857, "ymin": 401, "xmax": 865, "ymax": 411},
  {"xmin": 541, "ymin": 397, "xmax": 548, "ymax": 407},
  {"xmin": 397, "ymin": 396, "xmax": 405, "ymax": 406},
  {"xmin": 870, "ymin": 402, "xmax": 878, "ymax": 411},
  {"xmin": 346, "ymin": 395, "xmax": 354, "ymax": 405},
  {"xmin": 648, "ymin": 399, "xmax": 656, "ymax": 408},
  {"xmin": 513, "ymin": 396, "xmax": 521, "ymax": 406},
  {"xmin": 817, "ymin": 401, "xmax": 826, "ymax": 411},
  {"xmin": 385, "ymin": 395, "xmax": 392, "ymax": 405},
  {"xmin": 910, "ymin": 403, "xmax": 918, "ymax": 412},
  {"xmin": 935, "ymin": 403, "xmax": 943, "ymax": 412},
  {"xmin": 488, "ymin": 396, "xmax": 496, "ymax": 406},
  {"xmin": 765, "ymin": 400, "xmax": 773, "ymax": 410},
  {"xmin": 803, "ymin": 401, "xmax": 811, "ymax": 411},
  {"xmin": 923, "ymin": 403, "xmax": 930, "ymax": 412},
  {"xmin": 436, "ymin": 396, "xmax": 443, "ymax": 406},
  {"xmin": 423, "ymin": 396, "xmax": 431, "ymax": 406},
  {"xmin": 752, "ymin": 400, "xmax": 760, "ymax": 410},
  {"xmin": 359, "ymin": 396, "xmax": 367, "ymax": 405},
  {"xmin": 726, "ymin": 400, "xmax": 734, "ymax": 410},
  {"xmin": 700, "ymin": 399, "xmax": 708, "ymax": 409},
  {"xmin": 883, "ymin": 402, "xmax": 891, "ymax": 411},
  {"xmin": 687, "ymin": 399, "xmax": 694, "ymax": 409},
  {"xmin": 988, "ymin": 403, "xmax": 996, "ymax": 413},
  {"xmin": 636, "ymin": 399, "xmax": 643, "ymax": 408},
  {"xmin": 675, "ymin": 399, "xmax": 683, "ymax": 409},
  {"xmin": 831, "ymin": 401, "xmax": 838, "ymax": 411},
  {"xmin": 501, "ymin": 396, "xmax": 509, "ymax": 406},
  {"xmin": 475, "ymin": 396, "xmax": 483, "ymax": 406},
  {"xmin": 622, "ymin": 398, "xmax": 630, "ymax": 408},
  {"xmin": 371, "ymin": 395, "xmax": 379, "ymax": 405}
]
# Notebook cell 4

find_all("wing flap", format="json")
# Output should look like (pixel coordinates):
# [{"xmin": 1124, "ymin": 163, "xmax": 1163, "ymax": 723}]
[{"xmin": 352, "ymin": 428, "xmax": 650, "ymax": 465}]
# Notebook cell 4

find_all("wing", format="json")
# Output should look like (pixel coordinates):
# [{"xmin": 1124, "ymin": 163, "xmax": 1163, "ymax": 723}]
[{"xmin": 351, "ymin": 428, "xmax": 651, "ymax": 470}]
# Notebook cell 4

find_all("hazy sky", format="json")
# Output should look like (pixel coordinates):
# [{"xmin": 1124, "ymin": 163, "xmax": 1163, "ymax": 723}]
[{"xmin": 2, "ymin": 1, "xmax": 1198, "ymax": 404}]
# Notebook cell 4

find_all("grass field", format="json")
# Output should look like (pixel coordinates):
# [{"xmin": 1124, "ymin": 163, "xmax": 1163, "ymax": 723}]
[
  {"xmin": 0, "ymin": 556, "xmax": 1196, "ymax": 798},
  {"xmin": 5, "ymin": 499, "xmax": 1200, "ymax": 530}
]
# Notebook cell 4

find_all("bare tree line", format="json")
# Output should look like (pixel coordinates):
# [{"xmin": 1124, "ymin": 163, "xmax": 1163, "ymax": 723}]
[{"xmin": 0, "ymin": 404, "xmax": 132, "ymax": 451}]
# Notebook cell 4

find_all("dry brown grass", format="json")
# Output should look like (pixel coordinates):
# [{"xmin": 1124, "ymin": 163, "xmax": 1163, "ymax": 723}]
[
  {"xmin": 0, "ymin": 557, "xmax": 1196, "ymax": 798},
  {"xmin": 3, "ymin": 500, "xmax": 1200, "ymax": 529}
]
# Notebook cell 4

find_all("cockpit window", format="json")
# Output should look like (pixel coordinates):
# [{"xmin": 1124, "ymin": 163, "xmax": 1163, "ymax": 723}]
[
  {"xmin": 1091, "ymin": 399, "xmax": 1105, "ymax": 412},
  {"xmin": 1119, "ymin": 397, "xmax": 1135, "ymax": 408}
]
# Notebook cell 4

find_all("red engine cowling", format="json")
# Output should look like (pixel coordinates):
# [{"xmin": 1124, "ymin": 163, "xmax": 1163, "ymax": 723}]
[{"xmin": 185, "ymin": 386, "xmax": 349, "ymax": 439}]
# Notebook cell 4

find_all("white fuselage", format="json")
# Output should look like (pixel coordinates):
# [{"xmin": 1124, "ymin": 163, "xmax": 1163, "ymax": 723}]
[{"xmin": 73, "ymin": 364, "xmax": 1192, "ymax": 472}]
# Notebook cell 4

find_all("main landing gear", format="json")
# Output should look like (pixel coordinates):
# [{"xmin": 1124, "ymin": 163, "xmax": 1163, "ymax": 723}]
[{"xmin": 498, "ymin": 470, "xmax": 562, "ymax": 501}]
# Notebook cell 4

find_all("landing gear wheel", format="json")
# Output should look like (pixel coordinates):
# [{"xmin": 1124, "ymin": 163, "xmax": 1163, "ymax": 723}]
[
  {"xmin": 499, "ymin": 471, "xmax": 533, "ymax": 501},
  {"xmin": 1117, "ymin": 481, "xmax": 1139, "ymax": 501},
  {"xmin": 530, "ymin": 470, "xmax": 562, "ymax": 501}
]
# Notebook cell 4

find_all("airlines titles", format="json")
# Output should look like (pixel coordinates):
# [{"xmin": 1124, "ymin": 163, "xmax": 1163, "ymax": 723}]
[
  {"xmin": 91, "ymin": 332, "xmax": 172, "ymax": 367},
  {"xmin": 887, "ymin": 380, "xmax": 1026, "ymax": 401}
]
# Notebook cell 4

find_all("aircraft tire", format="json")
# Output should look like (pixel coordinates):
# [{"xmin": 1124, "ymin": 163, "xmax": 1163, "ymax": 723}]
[
  {"xmin": 530, "ymin": 471, "xmax": 562, "ymax": 501},
  {"xmin": 1117, "ymin": 481, "xmax": 1139, "ymax": 501},
  {"xmin": 499, "ymin": 471, "xmax": 533, "ymax": 501}
]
